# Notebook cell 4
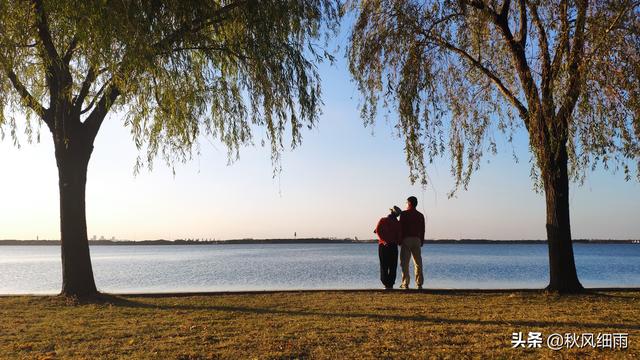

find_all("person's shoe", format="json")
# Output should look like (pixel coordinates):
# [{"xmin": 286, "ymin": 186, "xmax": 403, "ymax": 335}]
[
  {"xmin": 417, "ymin": 285, "xmax": 423, "ymax": 290},
  {"xmin": 399, "ymin": 285, "xmax": 408, "ymax": 290},
  {"xmin": 384, "ymin": 286, "xmax": 393, "ymax": 290}
]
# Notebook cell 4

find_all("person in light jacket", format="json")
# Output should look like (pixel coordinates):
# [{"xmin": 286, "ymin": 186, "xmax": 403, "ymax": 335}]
[{"xmin": 399, "ymin": 196, "xmax": 425, "ymax": 289}]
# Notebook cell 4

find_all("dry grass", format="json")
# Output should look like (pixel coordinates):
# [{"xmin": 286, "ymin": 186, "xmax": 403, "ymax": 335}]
[{"xmin": 0, "ymin": 290, "xmax": 638, "ymax": 359}]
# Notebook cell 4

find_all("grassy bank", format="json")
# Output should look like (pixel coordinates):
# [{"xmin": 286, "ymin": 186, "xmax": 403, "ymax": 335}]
[{"xmin": 1, "ymin": 290, "xmax": 638, "ymax": 359}]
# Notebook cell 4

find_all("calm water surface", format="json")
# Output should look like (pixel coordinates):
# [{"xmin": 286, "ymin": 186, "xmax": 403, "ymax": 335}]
[{"xmin": 1, "ymin": 243, "xmax": 639, "ymax": 294}]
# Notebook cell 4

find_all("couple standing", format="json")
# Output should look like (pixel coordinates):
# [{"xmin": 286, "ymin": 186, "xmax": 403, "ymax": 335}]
[{"xmin": 374, "ymin": 196, "xmax": 425, "ymax": 290}]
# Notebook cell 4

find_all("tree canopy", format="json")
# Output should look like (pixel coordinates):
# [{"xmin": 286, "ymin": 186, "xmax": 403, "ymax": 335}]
[
  {"xmin": 347, "ymin": 0, "xmax": 640, "ymax": 192},
  {"xmin": 347, "ymin": 0, "xmax": 640, "ymax": 292},
  {"xmin": 0, "ymin": 0, "xmax": 340, "ymax": 297},
  {"xmin": 0, "ymin": 0, "xmax": 340, "ymax": 169}
]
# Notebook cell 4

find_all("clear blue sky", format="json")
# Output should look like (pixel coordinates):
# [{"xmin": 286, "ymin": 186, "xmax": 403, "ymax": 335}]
[{"xmin": 1, "ymin": 35, "xmax": 639, "ymax": 241}]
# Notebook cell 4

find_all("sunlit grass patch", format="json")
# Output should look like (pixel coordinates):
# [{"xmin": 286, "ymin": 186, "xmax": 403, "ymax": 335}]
[{"xmin": 0, "ymin": 290, "xmax": 638, "ymax": 359}]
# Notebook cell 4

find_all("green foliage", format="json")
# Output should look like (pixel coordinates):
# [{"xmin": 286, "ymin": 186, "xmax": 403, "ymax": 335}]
[
  {"xmin": 0, "ymin": 0, "xmax": 340, "ymax": 170},
  {"xmin": 346, "ymin": 0, "xmax": 640, "ymax": 193}
]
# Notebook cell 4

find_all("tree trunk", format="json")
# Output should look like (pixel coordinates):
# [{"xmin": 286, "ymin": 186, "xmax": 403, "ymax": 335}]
[
  {"xmin": 542, "ymin": 142, "xmax": 583, "ymax": 293},
  {"xmin": 55, "ymin": 134, "xmax": 98, "ymax": 297}
]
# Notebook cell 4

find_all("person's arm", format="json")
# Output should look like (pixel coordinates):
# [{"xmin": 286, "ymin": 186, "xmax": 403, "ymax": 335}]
[
  {"xmin": 374, "ymin": 217, "xmax": 383, "ymax": 233},
  {"xmin": 420, "ymin": 213, "xmax": 425, "ymax": 246},
  {"xmin": 375, "ymin": 219, "xmax": 384, "ymax": 243}
]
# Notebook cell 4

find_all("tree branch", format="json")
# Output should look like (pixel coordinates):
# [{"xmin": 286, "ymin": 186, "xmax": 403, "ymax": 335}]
[
  {"xmin": 456, "ymin": 1, "xmax": 540, "ymax": 128},
  {"xmin": 460, "ymin": 0, "xmax": 536, "ymax": 101},
  {"xmin": 557, "ymin": 0, "xmax": 588, "ymax": 125},
  {"xmin": 31, "ymin": 0, "xmax": 60, "ymax": 64},
  {"xmin": 151, "ymin": 0, "xmax": 247, "ymax": 54},
  {"xmin": 499, "ymin": 0, "xmax": 512, "ymax": 19},
  {"xmin": 433, "ymin": 37, "xmax": 529, "ymax": 127},
  {"xmin": 484, "ymin": 1, "xmax": 542, "ymax": 120},
  {"xmin": 80, "ymin": 80, "xmax": 108, "ymax": 115},
  {"xmin": 83, "ymin": 82, "xmax": 120, "ymax": 142},
  {"xmin": 602, "ymin": 1, "xmax": 638, "ymax": 33},
  {"xmin": 0, "ymin": 57, "xmax": 48, "ymax": 121},
  {"xmin": 551, "ymin": 0, "xmax": 569, "ymax": 80},
  {"xmin": 529, "ymin": 4, "xmax": 552, "ymax": 112},
  {"xmin": 81, "ymin": 1, "xmax": 247, "ymax": 142},
  {"xmin": 62, "ymin": 35, "xmax": 78, "ymax": 65},
  {"xmin": 464, "ymin": 0, "xmax": 498, "ymax": 16},
  {"xmin": 424, "ymin": 12, "xmax": 464, "ymax": 35},
  {"xmin": 157, "ymin": 45, "xmax": 251, "ymax": 62},
  {"xmin": 583, "ymin": 1, "xmax": 640, "ymax": 63},
  {"xmin": 6, "ymin": 69, "xmax": 47, "ymax": 119},
  {"xmin": 515, "ymin": 0, "xmax": 527, "ymax": 47},
  {"xmin": 73, "ymin": 67, "xmax": 108, "ymax": 113}
]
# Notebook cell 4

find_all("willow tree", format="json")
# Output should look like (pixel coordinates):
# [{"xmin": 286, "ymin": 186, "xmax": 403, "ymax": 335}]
[
  {"xmin": 0, "ymin": 0, "xmax": 339, "ymax": 297},
  {"xmin": 347, "ymin": 0, "xmax": 639, "ymax": 292}
]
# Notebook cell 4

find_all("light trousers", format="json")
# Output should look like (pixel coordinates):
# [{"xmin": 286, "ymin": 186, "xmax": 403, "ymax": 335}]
[{"xmin": 400, "ymin": 236, "xmax": 423, "ymax": 288}]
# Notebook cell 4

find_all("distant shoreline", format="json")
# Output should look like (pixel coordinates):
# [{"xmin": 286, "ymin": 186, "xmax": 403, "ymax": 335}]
[{"xmin": 0, "ymin": 238, "xmax": 638, "ymax": 246}]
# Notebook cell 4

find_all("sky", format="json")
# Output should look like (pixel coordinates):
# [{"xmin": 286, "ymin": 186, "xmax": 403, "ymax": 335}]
[{"xmin": 1, "ymin": 37, "xmax": 639, "ymax": 242}]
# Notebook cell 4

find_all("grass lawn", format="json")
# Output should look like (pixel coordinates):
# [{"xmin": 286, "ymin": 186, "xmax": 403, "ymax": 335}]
[{"xmin": 0, "ymin": 289, "xmax": 638, "ymax": 359}]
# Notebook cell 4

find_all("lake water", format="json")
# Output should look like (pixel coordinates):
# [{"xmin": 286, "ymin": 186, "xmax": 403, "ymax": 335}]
[{"xmin": 0, "ymin": 243, "xmax": 639, "ymax": 294}]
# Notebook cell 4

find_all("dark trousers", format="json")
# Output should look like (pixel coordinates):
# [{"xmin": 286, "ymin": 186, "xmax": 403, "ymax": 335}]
[{"xmin": 379, "ymin": 244, "xmax": 398, "ymax": 288}]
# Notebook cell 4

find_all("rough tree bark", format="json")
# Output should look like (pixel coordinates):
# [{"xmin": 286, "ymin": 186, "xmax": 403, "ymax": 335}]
[
  {"xmin": 542, "ymin": 139, "xmax": 583, "ymax": 293},
  {"xmin": 54, "ymin": 119, "xmax": 98, "ymax": 297}
]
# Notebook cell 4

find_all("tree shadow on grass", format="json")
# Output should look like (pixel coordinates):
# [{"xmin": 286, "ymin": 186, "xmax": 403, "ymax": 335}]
[
  {"xmin": 165, "ymin": 305, "xmax": 640, "ymax": 330},
  {"xmin": 582, "ymin": 289, "xmax": 640, "ymax": 299},
  {"xmin": 93, "ymin": 293, "xmax": 639, "ymax": 331},
  {"xmin": 70, "ymin": 293, "xmax": 159, "ymax": 309}
]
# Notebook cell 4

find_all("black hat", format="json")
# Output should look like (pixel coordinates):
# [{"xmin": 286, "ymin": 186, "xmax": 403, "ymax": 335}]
[{"xmin": 389, "ymin": 206, "xmax": 402, "ymax": 217}]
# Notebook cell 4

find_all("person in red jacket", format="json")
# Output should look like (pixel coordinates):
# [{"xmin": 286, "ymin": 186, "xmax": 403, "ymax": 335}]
[
  {"xmin": 399, "ymin": 196, "xmax": 425, "ymax": 289},
  {"xmin": 374, "ymin": 206, "xmax": 402, "ymax": 289}
]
